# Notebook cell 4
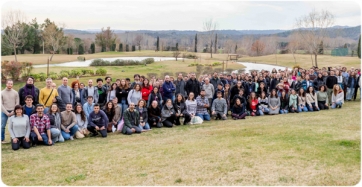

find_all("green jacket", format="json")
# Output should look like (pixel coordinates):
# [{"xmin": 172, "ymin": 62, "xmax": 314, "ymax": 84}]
[{"xmin": 122, "ymin": 109, "xmax": 140, "ymax": 134}]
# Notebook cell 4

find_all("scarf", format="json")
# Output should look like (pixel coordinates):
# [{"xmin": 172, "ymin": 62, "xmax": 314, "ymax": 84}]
[{"xmin": 24, "ymin": 84, "xmax": 35, "ymax": 97}]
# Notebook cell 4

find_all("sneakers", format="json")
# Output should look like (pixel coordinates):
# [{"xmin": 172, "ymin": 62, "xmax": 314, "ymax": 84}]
[
  {"xmin": 69, "ymin": 136, "xmax": 74, "ymax": 140},
  {"xmin": 1, "ymin": 141, "xmax": 8, "ymax": 144}
]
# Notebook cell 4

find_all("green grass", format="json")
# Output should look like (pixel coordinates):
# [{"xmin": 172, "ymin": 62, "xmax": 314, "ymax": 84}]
[{"xmin": 1, "ymin": 100, "xmax": 360, "ymax": 185}]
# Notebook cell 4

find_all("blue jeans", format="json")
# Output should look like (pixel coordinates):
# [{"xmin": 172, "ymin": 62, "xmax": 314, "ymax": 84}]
[
  {"xmin": 43, "ymin": 107, "xmax": 50, "ymax": 114},
  {"xmin": 30, "ymin": 132, "xmax": 53, "ymax": 145},
  {"xmin": 297, "ymin": 106, "xmax": 308, "ymax": 112},
  {"xmin": 279, "ymin": 109, "xmax": 289, "ymax": 114},
  {"xmin": 1, "ymin": 110, "xmax": 12, "ymax": 141},
  {"xmin": 331, "ymin": 101, "xmax": 343, "ymax": 109},
  {"xmin": 50, "ymin": 128, "xmax": 64, "ymax": 143},
  {"xmin": 119, "ymin": 99, "xmax": 128, "ymax": 118},
  {"xmin": 347, "ymin": 87, "xmax": 355, "ymax": 100},
  {"xmin": 307, "ymin": 103, "xmax": 320, "ymax": 111},
  {"xmin": 139, "ymin": 122, "xmax": 150, "ymax": 130},
  {"xmin": 196, "ymin": 113, "xmax": 211, "ymax": 121},
  {"xmin": 258, "ymin": 110, "xmax": 265, "ymax": 116},
  {"xmin": 61, "ymin": 125, "xmax": 79, "ymax": 140},
  {"xmin": 260, "ymin": 107, "xmax": 269, "ymax": 114}
]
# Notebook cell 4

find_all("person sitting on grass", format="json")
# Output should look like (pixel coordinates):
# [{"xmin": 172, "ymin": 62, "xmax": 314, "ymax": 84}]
[
  {"xmin": 231, "ymin": 98, "xmax": 247, "ymax": 120},
  {"xmin": 60, "ymin": 103, "xmax": 79, "ymax": 140},
  {"xmin": 331, "ymin": 84, "xmax": 344, "ymax": 109},
  {"xmin": 173, "ymin": 94, "xmax": 191, "ymax": 125},
  {"xmin": 317, "ymin": 85, "xmax": 329, "ymax": 110},
  {"xmin": 212, "ymin": 91, "xmax": 228, "ymax": 120},
  {"xmin": 136, "ymin": 99, "xmax": 151, "ymax": 131},
  {"xmin": 306, "ymin": 86, "xmax": 320, "ymax": 112},
  {"xmin": 161, "ymin": 99, "xmax": 176, "ymax": 127},
  {"xmin": 258, "ymin": 91, "xmax": 269, "ymax": 114},
  {"xmin": 87, "ymin": 104, "xmax": 109, "ymax": 137},
  {"xmin": 288, "ymin": 89, "xmax": 299, "ymax": 113},
  {"xmin": 74, "ymin": 103, "xmax": 90, "ymax": 137},
  {"xmin": 268, "ymin": 89, "xmax": 280, "ymax": 115},
  {"xmin": 186, "ymin": 92, "xmax": 198, "ymax": 121},
  {"xmin": 148, "ymin": 100, "xmax": 162, "ymax": 128},
  {"xmin": 297, "ymin": 88, "xmax": 308, "ymax": 112},
  {"xmin": 30, "ymin": 104, "xmax": 52, "ymax": 146},
  {"xmin": 195, "ymin": 90, "xmax": 211, "ymax": 121},
  {"xmin": 8, "ymin": 105, "xmax": 31, "ymax": 151},
  {"xmin": 248, "ymin": 91, "xmax": 262, "ymax": 116},
  {"xmin": 48, "ymin": 103, "xmax": 64, "ymax": 143},
  {"xmin": 279, "ymin": 90, "xmax": 289, "ymax": 114},
  {"xmin": 103, "ymin": 101, "xmax": 116, "ymax": 132},
  {"xmin": 122, "ymin": 102, "xmax": 142, "ymax": 135},
  {"xmin": 83, "ymin": 96, "xmax": 95, "ymax": 118}
]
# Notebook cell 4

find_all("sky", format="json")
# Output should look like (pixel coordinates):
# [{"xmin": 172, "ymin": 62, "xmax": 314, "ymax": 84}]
[{"xmin": 1, "ymin": 0, "xmax": 361, "ymax": 31}]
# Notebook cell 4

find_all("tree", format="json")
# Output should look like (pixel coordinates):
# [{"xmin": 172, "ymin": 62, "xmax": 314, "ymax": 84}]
[
  {"xmin": 358, "ymin": 35, "xmax": 361, "ymax": 59},
  {"xmin": 319, "ymin": 41, "xmax": 324, "ymax": 54},
  {"xmin": 134, "ymin": 35, "xmax": 143, "ymax": 51},
  {"xmin": 83, "ymin": 38, "xmax": 92, "ymax": 54},
  {"xmin": 42, "ymin": 21, "xmax": 64, "ymax": 61},
  {"xmin": 251, "ymin": 40, "xmax": 265, "ymax": 56},
  {"xmin": 1, "ymin": 10, "xmax": 28, "ymax": 62},
  {"xmin": 295, "ymin": 9, "xmax": 334, "ymax": 67},
  {"xmin": 95, "ymin": 27, "xmax": 117, "ymax": 52},
  {"xmin": 173, "ymin": 50, "xmax": 181, "ymax": 61},
  {"xmin": 90, "ymin": 43, "xmax": 95, "ymax": 53},
  {"xmin": 119, "ymin": 43, "xmax": 123, "ymax": 52},
  {"xmin": 235, "ymin": 44, "xmax": 238, "ymax": 53},
  {"xmin": 176, "ymin": 43, "xmax": 179, "ymax": 51},
  {"xmin": 74, "ymin": 38, "xmax": 82, "ymax": 54},
  {"xmin": 194, "ymin": 34, "xmax": 198, "ymax": 52},
  {"xmin": 65, "ymin": 34, "xmax": 74, "ymax": 55},
  {"xmin": 288, "ymin": 32, "xmax": 300, "ymax": 63},
  {"xmin": 156, "ymin": 36, "xmax": 159, "ymax": 51},
  {"xmin": 214, "ymin": 33, "xmax": 218, "ymax": 54},
  {"xmin": 203, "ymin": 19, "xmax": 218, "ymax": 58},
  {"xmin": 78, "ymin": 44, "xmax": 84, "ymax": 54}
]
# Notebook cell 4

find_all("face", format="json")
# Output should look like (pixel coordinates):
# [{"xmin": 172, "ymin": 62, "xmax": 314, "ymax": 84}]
[
  {"xmin": 112, "ymin": 84, "xmax": 117, "ymax": 89},
  {"xmin": 112, "ymin": 98, "xmax": 118, "ymax": 105},
  {"xmin": 236, "ymin": 99, "xmax": 241, "ymax": 105},
  {"xmin": 80, "ymin": 83, "xmax": 85, "ymax": 89},
  {"xmin": 320, "ymin": 86, "xmax": 325, "ymax": 92},
  {"xmin": 191, "ymin": 74, "xmax": 196, "ymax": 79},
  {"xmin": 177, "ymin": 95, "xmax": 182, "ymax": 101},
  {"xmin": 66, "ymin": 104, "xmax": 72, "ymax": 111},
  {"xmin": 189, "ymin": 93, "xmax": 194, "ymax": 99},
  {"xmin": 74, "ymin": 83, "xmax": 79, "ymax": 89},
  {"xmin": 51, "ymin": 83, "xmax": 57, "ymax": 89},
  {"xmin": 135, "ymin": 85, "xmax": 140, "ymax": 91},
  {"xmin": 63, "ymin": 78, "xmax": 68, "ymax": 85},
  {"xmin": 51, "ymin": 105, "xmax": 58, "ymax": 112},
  {"xmin": 107, "ymin": 102, "xmax": 113, "ymax": 108},
  {"xmin": 166, "ymin": 100, "xmax": 172, "ymax": 106},
  {"xmin": 152, "ymin": 101, "xmax": 158, "ymax": 108},
  {"xmin": 106, "ymin": 78, "xmax": 111, "ymax": 83},
  {"xmin": 6, "ymin": 81, "xmax": 13, "ymax": 89},
  {"xmin": 97, "ymin": 81, "xmax": 102, "ymax": 87},
  {"xmin": 217, "ymin": 85, "xmax": 222, "ymax": 89},
  {"xmin": 134, "ymin": 76, "xmax": 140, "ymax": 82},
  {"xmin": 94, "ymin": 106, "xmax": 100, "ymax": 113},
  {"xmin": 36, "ymin": 106, "xmax": 44, "ymax": 114},
  {"xmin": 15, "ymin": 108, "xmax": 22, "ymax": 115},
  {"xmin": 200, "ymin": 91, "xmax": 205, "ymax": 97},
  {"xmin": 88, "ymin": 80, "xmax": 93, "ymax": 87},
  {"xmin": 87, "ymin": 97, "xmax": 93, "ymax": 103},
  {"xmin": 154, "ymin": 87, "xmax": 158, "ymax": 93},
  {"xmin": 144, "ymin": 79, "xmax": 149, "ymax": 85},
  {"xmin": 27, "ymin": 78, "xmax": 34, "ymax": 85},
  {"xmin": 76, "ymin": 105, "xmax": 82, "ymax": 113},
  {"xmin": 46, "ymin": 79, "xmax": 52, "ymax": 87},
  {"xmin": 178, "ymin": 74, "xmax": 183, "ymax": 79},
  {"xmin": 139, "ymin": 101, "xmax": 145, "ymax": 107},
  {"xmin": 129, "ymin": 103, "xmax": 135, "ymax": 110},
  {"xmin": 217, "ymin": 93, "xmax": 222, "ymax": 98},
  {"xmin": 335, "ymin": 85, "xmax": 340, "ymax": 90},
  {"xmin": 25, "ymin": 98, "xmax": 33, "ymax": 105},
  {"xmin": 251, "ymin": 93, "xmax": 256, "ymax": 98},
  {"xmin": 309, "ymin": 87, "xmax": 313, "ymax": 92},
  {"xmin": 121, "ymin": 80, "xmax": 126, "ymax": 86},
  {"xmin": 237, "ymin": 82, "xmax": 242, "ymax": 87},
  {"xmin": 261, "ymin": 92, "xmax": 265, "ymax": 97},
  {"xmin": 205, "ymin": 78, "xmax": 209, "ymax": 83}
]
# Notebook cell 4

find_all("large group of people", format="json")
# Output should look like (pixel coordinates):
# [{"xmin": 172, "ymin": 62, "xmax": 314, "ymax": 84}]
[{"xmin": 2, "ymin": 65, "xmax": 361, "ymax": 150}]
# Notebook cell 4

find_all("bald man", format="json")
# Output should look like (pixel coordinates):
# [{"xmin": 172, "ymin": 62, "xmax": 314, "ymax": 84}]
[{"xmin": 162, "ymin": 75, "xmax": 176, "ymax": 103}]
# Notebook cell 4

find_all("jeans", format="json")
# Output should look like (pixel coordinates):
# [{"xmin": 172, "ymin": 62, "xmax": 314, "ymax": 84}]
[
  {"xmin": 123, "ymin": 125, "xmax": 142, "ymax": 135},
  {"xmin": 139, "ymin": 122, "xmax": 150, "ymax": 130},
  {"xmin": 346, "ymin": 87, "xmax": 355, "ymax": 100},
  {"xmin": 327, "ymin": 88, "xmax": 334, "ymax": 105},
  {"xmin": 318, "ymin": 101, "xmax": 329, "ymax": 110},
  {"xmin": 30, "ymin": 132, "xmax": 52, "ymax": 145},
  {"xmin": 119, "ymin": 99, "xmax": 128, "ymax": 118},
  {"xmin": 331, "ymin": 101, "xmax": 343, "ymax": 109},
  {"xmin": 196, "ymin": 113, "xmax": 211, "ymax": 121},
  {"xmin": 279, "ymin": 109, "xmax": 289, "ymax": 114},
  {"xmin": 87, "ymin": 126, "xmax": 107, "ymax": 137},
  {"xmin": 43, "ymin": 107, "xmax": 50, "ymax": 114},
  {"xmin": 307, "ymin": 103, "xmax": 320, "ymax": 111},
  {"xmin": 260, "ymin": 107, "xmax": 269, "ymax": 114},
  {"xmin": 297, "ymin": 106, "xmax": 308, "ymax": 112},
  {"xmin": 61, "ymin": 125, "xmax": 79, "ymax": 140},
  {"xmin": 50, "ymin": 128, "xmax": 64, "ymax": 143},
  {"xmin": 11, "ymin": 137, "xmax": 31, "ymax": 151},
  {"xmin": 1, "ymin": 111, "xmax": 11, "ymax": 141}
]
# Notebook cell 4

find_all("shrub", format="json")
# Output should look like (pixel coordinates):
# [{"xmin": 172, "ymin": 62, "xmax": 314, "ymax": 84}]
[
  {"xmin": 29, "ymin": 73, "xmax": 40, "ymax": 81},
  {"xmin": 90, "ymin": 58, "xmax": 154, "ymax": 66},
  {"xmin": 78, "ymin": 45, "xmax": 84, "ymax": 55},
  {"xmin": 185, "ymin": 53, "xmax": 198, "ymax": 59},
  {"xmin": 212, "ymin": 62, "xmax": 222, "ymax": 66},
  {"xmin": 81, "ymin": 69, "xmax": 87, "ymax": 75},
  {"xmin": 87, "ymin": 70, "xmax": 95, "ymax": 75},
  {"xmin": 119, "ymin": 43, "xmax": 123, "ymax": 52},
  {"xmin": 38, "ymin": 73, "xmax": 47, "ymax": 81},
  {"xmin": 59, "ymin": 70, "xmax": 69, "ymax": 78},
  {"xmin": 77, "ymin": 56, "xmax": 85, "ymax": 61},
  {"xmin": 90, "ymin": 43, "xmax": 95, "ymax": 54},
  {"xmin": 188, "ymin": 63, "xmax": 202, "ymax": 67},
  {"xmin": 21, "ymin": 62, "xmax": 33, "ymax": 78},
  {"xmin": 142, "ymin": 58, "xmax": 154, "ymax": 64},
  {"xmin": 96, "ymin": 68, "xmax": 107, "ymax": 76},
  {"xmin": 70, "ymin": 69, "xmax": 82, "ymax": 77},
  {"xmin": 1, "ymin": 61, "xmax": 23, "ymax": 81},
  {"xmin": 49, "ymin": 73, "xmax": 59, "ymax": 80}
]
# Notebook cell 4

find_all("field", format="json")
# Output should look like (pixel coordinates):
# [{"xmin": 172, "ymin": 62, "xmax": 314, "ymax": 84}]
[{"xmin": 1, "ymin": 51, "xmax": 361, "ymax": 185}]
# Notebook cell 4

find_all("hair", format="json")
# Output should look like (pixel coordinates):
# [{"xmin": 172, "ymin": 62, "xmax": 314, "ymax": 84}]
[
  {"xmin": 217, "ymin": 91, "xmax": 222, "ymax": 95},
  {"xmin": 104, "ymin": 101, "xmax": 115, "ymax": 115},
  {"xmin": 36, "ymin": 104, "xmax": 44, "ymax": 109},
  {"xmin": 307, "ymin": 86, "xmax": 315, "ymax": 95},
  {"xmin": 134, "ymin": 74, "xmax": 140, "ymax": 78},
  {"xmin": 49, "ymin": 103, "xmax": 60, "ymax": 114},
  {"xmin": 134, "ymin": 83, "xmax": 141, "ymax": 90},
  {"xmin": 14, "ymin": 105, "xmax": 23, "ymax": 116},
  {"xmin": 298, "ymin": 88, "xmax": 306, "ymax": 97},
  {"xmin": 142, "ymin": 78, "xmax": 150, "ymax": 88},
  {"xmin": 109, "ymin": 83, "xmax": 117, "ymax": 91},
  {"xmin": 333, "ymin": 84, "xmax": 341, "ymax": 96},
  {"xmin": 175, "ymin": 93, "xmax": 185, "ymax": 103},
  {"xmin": 188, "ymin": 92, "xmax": 195, "ymax": 101},
  {"xmin": 152, "ymin": 86, "xmax": 159, "ymax": 94},
  {"xmin": 248, "ymin": 92, "xmax": 257, "ymax": 104},
  {"xmin": 87, "ymin": 95, "xmax": 93, "ymax": 99},
  {"xmin": 165, "ymin": 99, "xmax": 172, "ymax": 105},
  {"xmin": 96, "ymin": 78, "xmax": 103, "ymax": 83},
  {"xmin": 6, "ymin": 79, "xmax": 13, "ymax": 84},
  {"xmin": 260, "ymin": 91, "xmax": 266, "ymax": 99},
  {"xmin": 105, "ymin": 76, "xmax": 112, "ymax": 81},
  {"xmin": 27, "ymin": 76, "xmax": 35, "ymax": 81},
  {"xmin": 319, "ymin": 85, "xmax": 327, "ymax": 92},
  {"xmin": 234, "ymin": 98, "xmax": 242, "ymax": 107},
  {"xmin": 94, "ymin": 103, "xmax": 100, "ymax": 108},
  {"xmin": 71, "ymin": 80, "xmax": 80, "ymax": 89},
  {"xmin": 138, "ymin": 99, "xmax": 146, "ymax": 107},
  {"xmin": 270, "ymin": 89, "xmax": 278, "ymax": 98},
  {"xmin": 119, "ymin": 79, "xmax": 129, "ymax": 89},
  {"xmin": 74, "ymin": 104, "xmax": 86, "ymax": 122},
  {"xmin": 25, "ymin": 95, "xmax": 34, "ymax": 100}
]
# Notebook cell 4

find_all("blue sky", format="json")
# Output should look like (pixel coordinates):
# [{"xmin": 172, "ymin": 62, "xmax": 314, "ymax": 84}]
[{"xmin": 1, "ymin": 0, "xmax": 361, "ymax": 30}]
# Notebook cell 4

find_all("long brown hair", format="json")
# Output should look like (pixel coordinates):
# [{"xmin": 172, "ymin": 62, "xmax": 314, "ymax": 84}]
[
  {"xmin": 119, "ymin": 79, "xmax": 129, "ymax": 89},
  {"xmin": 248, "ymin": 92, "xmax": 257, "ymax": 104},
  {"xmin": 333, "ymin": 84, "xmax": 342, "ymax": 96},
  {"xmin": 74, "ymin": 103, "xmax": 86, "ymax": 122}
]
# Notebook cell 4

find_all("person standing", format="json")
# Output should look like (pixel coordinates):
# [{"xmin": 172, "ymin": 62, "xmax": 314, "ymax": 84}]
[
  {"xmin": 60, "ymin": 104, "xmax": 79, "ymax": 140},
  {"xmin": 175, "ymin": 73, "xmax": 187, "ymax": 98},
  {"xmin": 39, "ymin": 78, "xmax": 59, "ymax": 114},
  {"xmin": 326, "ymin": 71, "xmax": 338, "ymax": 106},
  {"xmin": 8, "ymin": 105, "xmax": 31, "ymax": 150},
  {"xmin": 162, "ymin": 75, "xmax": 176, "ymax": 102},
  {"xmin": 210, "ymin": 72, "xmax": 222, "ymax": 89},
  {"xmin": 82, "ymin": 79, "xmax": 98, "ymax": 105},
  {"xmin": 202, "ymin": 78, "xmax": 214, "ymax": 111},
  {"xmin": 18, "ymin": 77, "xmax": 40, "ymax": 106},
  {"xmin": 57, "ymin": 77, "xmax": 73, "ymax": 106},
  {"xmin": 1, "ymin": 79, "xmax": 19, "ymax": 143},
  {"xmin": 71, "ymin": 80, "xmax": 82, "ymax": 108},
  {"xmin": 185, "ymin": 73, "xmax": 201, "ymax": 98},
  {"xmin": 87, "ymin": 104, "xmax": 109, "ymax": 137},
  {"xmin": 96, "ymin": 78, "xmax": 107, "ymax": 108},
  {"xmin": 29, "ymin": 104, "xmax": 52, "ymax": 146}
]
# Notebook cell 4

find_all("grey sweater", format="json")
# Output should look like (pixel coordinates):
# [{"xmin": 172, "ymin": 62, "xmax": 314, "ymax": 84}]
[
  {"xmin": 203, "ymin": 83, "xmax": 215, "ymax": 99},
  {"xmin": 317, "ymin": 91, "xmax": 329, "ymax": 104},
  {"xmin": 8, "ymin": 115, "xmax": 31, "ymax": 138},
  {"xmin": 127, "ymin": 90, "xmax": 142, "ymax": 105},
  {"xmin": 76, "ymin": 113, "xmax": 88, "ymax": 130},
  {"xmin": 58, "ymin": 85, "xmax": 73, "ymax": 104},
  {"xmin": 212, "ymin": 98, "xmax": 228, "ymax": 114}
]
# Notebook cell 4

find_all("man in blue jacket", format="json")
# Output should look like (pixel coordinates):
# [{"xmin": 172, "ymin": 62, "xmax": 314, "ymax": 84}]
[
  {"xmin": 162, "ymin": 75, "xmax": 176, "ymax": 103},
  {"xmin": 87, "ymin": 104, "xmax": 108, "ymax": 137}
]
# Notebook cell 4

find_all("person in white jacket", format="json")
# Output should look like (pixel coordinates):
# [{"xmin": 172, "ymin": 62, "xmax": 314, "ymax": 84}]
[{"xmin": 331, "ymin": 84, "xmax": 344, "ymax": 109}]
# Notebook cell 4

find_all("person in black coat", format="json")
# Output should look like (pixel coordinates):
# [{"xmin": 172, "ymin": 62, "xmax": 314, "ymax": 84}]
[
  {"xmin": 256, "ymin": 82, "xmax": 268, "ymax": 97},
  {"xmin": 147, "ymin": 100, "xmax": 162, "ymax": 128},
  {"xmin": 231, "ymin": 89, "xmax": 247, "ymax": 113},
  {"xmin": 353, "ymin": 75, "xmax": 360, "ymax": 101},
  {"xmin": 229, "ymin": 81, "xmax": 243, "ymax": 106},
  {"xmin": 173, "ymin": 94, "xmax": 191, "ymax": 125},
  {"xmin": 18, "ymin": 77, "xmax": 40, "ymax": 106},
  {"xmin": 313, "ymin": 73, "xmax": 325, "ymax": 91},
  {"xmin": 269, "ymin": 74, "xmax": 278, "ymax": 93},
  {"xmin": 185, "ymin": 73, "xmax": 201, "ymax": 98}
]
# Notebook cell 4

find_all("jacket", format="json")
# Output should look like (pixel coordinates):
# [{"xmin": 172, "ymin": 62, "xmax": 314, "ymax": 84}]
[
  {"xmin": 173, "ymin": 101, "xmax": 187, "ymax": 115},
  {"xmin": 148, "ymin": 105, "xmax": 161, "ymax": 119},
  {"xmin": 18, "ymin": 85, "xmax": 40, "ymax": 106},
  {"xmin": 136, "ymin": 106, "xmax": 148, "ymax": 123},
  {"xmin": 122, "ymin": 109, "xmax": 140, "ymax": 133},
  {"xmin": 313, "ymin": 77, "xmax": 325, "ymax": 91},
  {"xmin": 174, "ymin": 79, "xmax": 187, "ymax": 97},
  {"xmin": 141, "ymin": 85, "xmax": 153, "ymax": 101},
  {"xmin": 147, "ymin": 92, "xmax": 163, "ymax": 107},
  {"xmin": 347, "ymin": 76, "xmax": 357, "ymax": 88},
  {"xmin": 291, "ymin": 81, "xmax": 302, "ymax": 92},
  {"xmin": 161, "ymin": 104, "xmax": 175, "ymax": 122},
  {"xmin": 301, "ymin": 80, "xmax": 313, "ymax": 91},
  {"xmin": 116, "ymin": 87, "xmax": 130, "ymax": 105},
  {"xmin": 82, "ymin": 86, "xmax": 99, "ymax": 104},
  {"xmin": 162, "ymin": 81, "xmax": 176, "ymax": 99},
  {"xmin": 185, "ymin": 78, "xmax": 201, "ymax": 97},
  {"xmin": 210, "ymin": 77, "xmax": 222, "ymax": 89}
]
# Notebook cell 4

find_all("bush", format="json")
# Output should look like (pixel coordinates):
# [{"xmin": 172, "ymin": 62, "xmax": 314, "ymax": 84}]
[
  {"xmin": 77, "ymin": 56, "xmax": 85, "ymax": 61},
  {"xmin": 1, "ymin": 61, "xmax": 23, "ymax": 81},
  {"xmin": 188, "ymin": 63, "xmax": 202, "ymax": 67},
  {"xmin": 90, "ymin": 58, "xmax": 155, "ymax": 66},
  {"xmin": 212, "ymin": 62, "xmax": 222, "ymax": 66},
  {"xmin": 21, "ymin": 62, "xmax": 33, "ymax": 79},
  {"xmin": 142, "ymin": 58, "xmax": 154, "ymax": 64},
  {"xmin": 184, "ymin": 53, "xmax": 198, "ymax": 59},
  {"xmin": 96, "ymin": 68, "xmax": 107, "ymax": 76},
  {"xmin": 70, "ymin": 69, "xmax": 82, "ymax": 77},
  {"xmin": 29, "ymin": 73, "xmax": 40, "ymax": 81},
  {"xmin": 59, "ymin": 70, "xmax": 69, "ymax": 78},
  {"xmin": 49, "ymin": 73, "xmax": 59, "ymax": 80},
  {"xmin": 38, "ymin": 73, "xmax": 47, "ymax": 81},
  {"xmin": 87, "ymin": 70, "xmax": 95, "ymax": 75},
  {"xmin": 78, "ymin": 45, "xmax": 84, "ymax": 55}
]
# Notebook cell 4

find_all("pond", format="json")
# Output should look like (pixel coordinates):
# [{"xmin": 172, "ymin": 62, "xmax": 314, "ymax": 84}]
[
  {"xmin": 33, "ymin": 57, "xmax": 180, "ymax": 68},
  {"xmin": 237, "ymin": 62, "xmax": 289, "ymax": 72}
]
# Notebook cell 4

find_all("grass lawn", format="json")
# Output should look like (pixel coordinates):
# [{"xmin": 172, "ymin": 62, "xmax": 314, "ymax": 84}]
[{"xmin": 1, "ymin": 100, "xmax": 360, "ymax": 185}]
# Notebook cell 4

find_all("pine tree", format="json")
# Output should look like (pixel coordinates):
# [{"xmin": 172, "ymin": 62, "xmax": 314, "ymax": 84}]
[
  {"xmin": 176, "ymin": 43, "xmax": 179, "ymax": 51},
  {"xmin": 156, "ymin": 36, "xmax": 159, "ymax": 51},
  {"xmin": 358, "ymin": 35, "xmax": 361, "ymax": 59},
  {"xmin": 214, "ymin": 34, "xmax": 217, "ymax": 54},
  {"xmin": 235, "ymin": 44, "xmax": 238, "ymax": 53},
  {"xmin": 119, "ymin": 43, "xmax": 123, "ymax": 52},
  {"xmin": 318, "ymin": 41, "xmax": 324, "ymax": 54},
  {"xmin": 90, "ymin": 43, "xmax": 95, "ymax": 53},
  {"xmin": 194, "ymin": 34, "xmax": 197, "ymax": 53},
  {"xmin": 126, "ymin": 44, "xmax": 129, "ymax": 52},
  {"xmin": 78, "ymin": 44, "xmax": 84, "ymax": 54}
]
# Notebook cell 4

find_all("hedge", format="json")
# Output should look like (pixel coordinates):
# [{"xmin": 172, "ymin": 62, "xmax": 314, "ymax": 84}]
[{"xmin": 90, "ymin": 58, "xmax": 154, "ymax": 66}]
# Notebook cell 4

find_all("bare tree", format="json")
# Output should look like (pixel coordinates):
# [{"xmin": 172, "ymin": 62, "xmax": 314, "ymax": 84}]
[
  {"xmin": 173, "ymin": 50, "xmax": 181, "ymax": 61},
  {"xmin": 42, "ymin": 22, "xmax": 64, "ymax": 61},
  {"xmin": 134, "ymin": 35, "xmax": 143, "ymax": 51},
  {"xmin": 203, "ymin": 19, "xmax": 218, "ymax": 58},
  {"xmin": 95, "ymin": 27, "xmax": 117, "ymax": 51},
  {"xmin": 83, "ymin": 38, "xmax": 92, "ymax": 53},
  {"xmin": 251, "ymin": 40, "xmax": 265, "ymax": 56},
  {"xmin": 295, "ymin": 9, "xmax": 334, "ymax": 67},
  {"xmin": 1, "ymin": 10, "xmax": 27, "ymax": 62},
  {"xmin": 65, "ymin": 34, "xmax": 74, "ymax": 54},
  {"xmin": 287, "ymin": 32, "xmax": 300, "ymax": 63}
]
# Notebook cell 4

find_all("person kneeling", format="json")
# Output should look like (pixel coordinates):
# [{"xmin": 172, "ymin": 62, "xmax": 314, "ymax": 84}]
[
  {"xmin": 87, "ymin": 104, "xmax": 108, "ymax": 137},
  {"xmin": 122, "ymin": 102, "xmax": 142, "ymax": 135},
  {"xmin": 212, "ymin": 91, "xmax": 228, "ymax": 120}
]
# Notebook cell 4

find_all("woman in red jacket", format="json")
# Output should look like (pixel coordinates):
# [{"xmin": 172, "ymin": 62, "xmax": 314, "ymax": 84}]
[{"xmin": 141, "ymin": 78, "xmax": 153, "ymax": 103}]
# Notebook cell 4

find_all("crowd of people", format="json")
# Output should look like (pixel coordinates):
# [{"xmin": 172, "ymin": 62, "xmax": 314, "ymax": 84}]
[{"xmin": 2, "ymin": 65, "xmax": 361, "ymax": 150}]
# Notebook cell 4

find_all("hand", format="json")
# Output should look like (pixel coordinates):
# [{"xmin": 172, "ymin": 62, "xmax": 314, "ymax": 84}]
[
  {"xmin": 37, "ymin": 136, "xmax": 43, "ymax": 141},
  {"xmin": 176, "ymin": 113, "xmax": 180, "ymax": 117},
  {"xmin": 212, "ymin": 111, "xmax": 216, "ymax": 115},
  {"xmin": 65, "ymin": 128, "xmax": 70, "ymax": 133},
  {"xmin": 48, "ymin": 139, "xmax": 52, "ymax": 145},
  {"xmin": 325, "ymin": 104, "xmax": 328, "ymax": 107},
  {"xmin": 100, "ymin": 126, "xmax": 105, "ymax": 130},
  {"xmin": 131, "ymin": 128, "xmax": 136, "ymax": 133},
  {"xmin": 12, "ymin": 138, "xmax": 18, "ymax": 143},
  {"xmin": 25, "ymin": 137, "xmax": 30, "ymax": 142},
  {"xmin": 52, "ymin": 98, "xmax": 57, "ymax": 102},
  {"xmin": 79, "ymin": 130, "xmax": 84, "ymax": 135},
  {"xmin": 95, "ymin": 126, "xmax": 100, "ymax": 130},
  {"xmin": 222, "ymin": 114, "xmax": 226, "ymax": 117}
]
